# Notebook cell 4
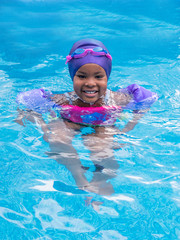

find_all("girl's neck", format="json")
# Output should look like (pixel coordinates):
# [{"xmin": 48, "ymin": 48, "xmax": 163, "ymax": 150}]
[{"xmin": 74, "ymin": 98, "xmax": 104, "ymax": 107}]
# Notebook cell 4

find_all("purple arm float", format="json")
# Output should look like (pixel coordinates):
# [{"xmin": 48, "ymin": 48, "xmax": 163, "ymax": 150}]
[{"xmin": 118, "ymin": 84, "xmax": 158, "ymax": 111}]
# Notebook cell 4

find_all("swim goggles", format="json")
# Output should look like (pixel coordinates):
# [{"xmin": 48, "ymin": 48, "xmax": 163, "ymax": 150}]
[{"xmin": 66, "ymin": 47, "xmax": 112, "ymax": 64}]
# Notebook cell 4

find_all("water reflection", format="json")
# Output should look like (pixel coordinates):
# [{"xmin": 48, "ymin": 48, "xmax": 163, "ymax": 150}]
[
  {"xmin": 0, "ymin": 206, "xmax": 32, "ymax": 229},
  {"xmin": 34, "ymin": 199, "xmax": 94, "ymax": 232},
  {"xmin": 100, "ymin": 230, "xmax": 127, "ymax": 240}
]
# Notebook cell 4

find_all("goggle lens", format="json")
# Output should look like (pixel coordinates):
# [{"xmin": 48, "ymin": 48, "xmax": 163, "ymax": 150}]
[
  {"xmin": 73, "ymin": 48, "xmax": 85, "ymax": 55},
  {"xmin": 93, "ymin": 47, "xmax": 104, "ymax": 52}
]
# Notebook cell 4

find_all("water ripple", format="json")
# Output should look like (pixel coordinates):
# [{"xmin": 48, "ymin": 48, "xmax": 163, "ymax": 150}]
[
  {"xmin": 100, "ymin": 230, "xmax": 127, "ymax": 240},
  {"xmin": 34, "ymin": 199, "xmax": 94, "ymax": 232},
  {"xmin": 0, "ymin": 206, "xmax": 32, "ymax": 229},
  {"xmin": 11, "ymin": 142, "xmax": 48, "ymax": 159}
]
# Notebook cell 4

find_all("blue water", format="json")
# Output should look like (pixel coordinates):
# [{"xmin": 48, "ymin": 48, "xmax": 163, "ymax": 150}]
[{"xmin": 0, "ymin": 0, "xmax": 180, "ymax": 239}]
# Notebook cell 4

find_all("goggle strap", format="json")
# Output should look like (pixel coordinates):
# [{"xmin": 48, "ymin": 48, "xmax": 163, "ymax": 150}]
[
  {"xmin": 65, "ymin": 48, "xmax": 112, "ymax": 64},
  {"xmin": 66, "ymin": 55, "xmax": 72, "ymax": 64}
]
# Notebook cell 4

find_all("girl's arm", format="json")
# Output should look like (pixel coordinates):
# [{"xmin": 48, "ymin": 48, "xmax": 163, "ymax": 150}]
[
  {"xmin": 15, "ymin": 108, "xmax": 50, "ymax": 141},
  {"xmin": 114, "ymin": 84, "xmax": 158, "ymax": 134},
  {"xmin": 120, "ymin": 109, "xmax": 149, "ymax": 134}
]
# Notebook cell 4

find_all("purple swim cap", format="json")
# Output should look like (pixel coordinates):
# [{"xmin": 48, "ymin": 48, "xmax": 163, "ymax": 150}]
[{"xmin": 68, "ymin": 39, "xmax": 112, "ymax": 80}]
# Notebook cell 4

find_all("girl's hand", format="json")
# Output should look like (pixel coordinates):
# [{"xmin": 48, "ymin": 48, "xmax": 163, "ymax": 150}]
[
  {"xmin": 120, "ymin": 109, "xmax": 149, "ymax": 134},
  {"xmin": 15, "ymin": 108, "xmax": 42, "ymax": 126}
]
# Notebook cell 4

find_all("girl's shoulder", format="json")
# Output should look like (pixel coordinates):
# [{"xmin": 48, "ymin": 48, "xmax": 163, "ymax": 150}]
[
  {"xmin": 109, "ymin": 90, "xmax": 132, "ymax": 107},
  {"xmin": 51, "ymin": 91, "xmax": 76, "ymax": 106}
]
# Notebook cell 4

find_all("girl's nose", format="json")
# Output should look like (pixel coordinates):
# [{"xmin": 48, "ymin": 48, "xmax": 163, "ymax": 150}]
[{"xmin": 85, "ymin": 77, "xmax": 96, "ymax": 87}]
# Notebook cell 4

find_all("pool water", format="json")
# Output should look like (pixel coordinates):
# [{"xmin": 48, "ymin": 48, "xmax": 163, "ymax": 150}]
[{"xmin": 0, "ymin": 0, "xmax": 180, "ymax": 239}]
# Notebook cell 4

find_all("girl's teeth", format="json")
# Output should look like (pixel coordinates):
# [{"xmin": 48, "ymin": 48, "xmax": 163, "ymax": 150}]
[{"xmin": 85, "ymin": 91, "xmax": 96, "ymax": 93}]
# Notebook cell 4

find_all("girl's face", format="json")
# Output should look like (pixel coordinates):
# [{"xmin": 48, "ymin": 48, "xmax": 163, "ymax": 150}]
[{"xmin": 73, "ymin": 64, "xmax": 108, "ymax": 104}]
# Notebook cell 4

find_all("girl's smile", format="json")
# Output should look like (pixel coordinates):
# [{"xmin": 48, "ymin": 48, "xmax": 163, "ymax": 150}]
[{"xmin": 73, "ymin": 64, "xmax": 108, "ymax": 105}]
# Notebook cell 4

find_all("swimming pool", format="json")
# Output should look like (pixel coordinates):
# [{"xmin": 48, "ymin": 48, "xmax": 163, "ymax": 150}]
[{"xmin": 0, "ymin": 0, "xmax": 179, "ymax": 239}]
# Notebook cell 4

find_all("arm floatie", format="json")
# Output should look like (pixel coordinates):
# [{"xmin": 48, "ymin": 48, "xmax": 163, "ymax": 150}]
[
  {"xmin": 16, "ymin": 88, "xmax": 59, "ymax": 114},
  {"xmin": 118, "ymin": 84, "xmax": 158, "ymax": 110}
]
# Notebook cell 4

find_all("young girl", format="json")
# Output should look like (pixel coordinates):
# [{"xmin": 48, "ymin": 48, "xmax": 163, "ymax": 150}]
[{"xmin": 16, "ymin": 39, "xmax": 158, "ymax": 203}]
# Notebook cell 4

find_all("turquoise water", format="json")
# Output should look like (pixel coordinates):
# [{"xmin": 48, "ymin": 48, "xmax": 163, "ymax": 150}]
[{"xmin": 0, "ymin": 0, "xmax": 180, "ymax": 239}]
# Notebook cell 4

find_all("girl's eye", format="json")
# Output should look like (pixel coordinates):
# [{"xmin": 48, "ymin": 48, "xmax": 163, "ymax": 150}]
[
  {"xmin": 77, "ymin": 75, "xmax": 86, "ymax": 79},
  {"xmin": 95, "ymin": 75, "xmax": 104, "ymax": 79}
]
